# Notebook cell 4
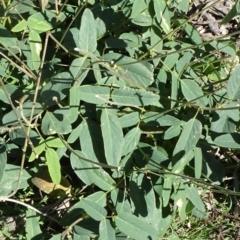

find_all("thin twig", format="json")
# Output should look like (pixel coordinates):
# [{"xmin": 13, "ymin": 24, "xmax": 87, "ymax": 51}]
[
  {"xmin": 74, "ymin": 48, "xmax": 144, "ymax": 89},
  {"xmin": 0, "ymin": 51, "xmax": 37, "ymax": 81},
  {"xmin": 95, "ymin": 95, "xmax": 144, "ymax": 111},
  {"xmin": 58, "ymin": 134, "xmax": 120, "ymax": 170},
  {"xmin": 0, "ymin": 78, "xmax": 37, "ymax": 198},
  {"xmin": 61, "ymin": 217, "xmax": 83, "ymax": 240},
  {"xmin": 0, "ymin": 197, "xmax": 61, "ymax": 226}
]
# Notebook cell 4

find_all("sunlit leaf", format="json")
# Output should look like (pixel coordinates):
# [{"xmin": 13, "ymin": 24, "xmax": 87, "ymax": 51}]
[
  {"xmin": 227, "ymin": 65, "xmax": 240, "ymax": 100},
  {"xmin": 80, "ymin": 119, "xmax": 105, "ymax": 161},
  {"xmin": 99, "ymin": 219, "xmax": 116, "ymax": 240},
  {"xmin": 122, "ymin": 127, "xmax": 141, "ymax": 156},
  {"xmin": 115, "ymin": 213, "xmax": 158, "ymax": 240},
  {"xmin": 173, "ymin": 119, "xmax": 202, "ymax": 158},
  {"xmin": 77, "ymin": 85, "xmax": 110, "ymax": 104},
  {"xmin": 79, "ymin": 198, "xmax": 107, "ymax": 221},
  {"xmin": 29, "ymin": 140, "xmax": 45, "ymax": 162},
  {"xmin": 0, "ymin": 164, "xmax": 31, "ymax": 196},
  {"xmin": 181, "ymin": 79, "xmax": 207, "ymax": 106},
  {"xmin": 41, "ymin": 72, "xmax": 73, "ymax": 107},
  {"xmin": 214, "ymin": 133, "xmax": 240, "ymax": 148},
  {"xmin": 154, "ymin": 0, "xmax": 171, "ymax": 34},
  {"xmin": 172, "ymin": 150, "xmax": 194, "ymax": 174},
  {"xmin": 29, "ymin": 30, "xmax": 42, "ymax": 70},
  {"xmin": 111, "ymin": 88, "xmax": 159, "ymax": 106},
  {"xmin": 70, "ymin": 57, "xmax": 90, "ymax": 86},
  {"xmin": 119, "ymin": 112, "xmax": 139, "ymax": 128},
  {"xmin": 12, "ymin": 19, "xmax": 27, "ymax": 32},
  {"xmin": 103, "ymin": 52, "xmax": 154, "ymax": 88},
  {"xmin": 45, "ymin": 147, "xmax": 61, "ymax": 184},
  {"xmin": 28, "ymin": 16, "xmax": 52, "ymax": 32},
  {"xmin": 77, "ymin": 8, "xmax": 97, "ymax": 52},
  {"xmin": 26, "ymin": 210, "xmax": 42, "ymax": 239},
  {"xmin": 41, "ymin": 111, "xmax": 72, "ymax": 135},
  {"xmin": 185, "ymin": 185, "xmax": 205, "ymax": 214},
  {"xmin": 101, "ymin": 108, "xmax": 123, "ymax": 166}
]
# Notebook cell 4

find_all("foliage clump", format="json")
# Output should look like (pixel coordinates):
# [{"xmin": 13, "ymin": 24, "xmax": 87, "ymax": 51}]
[{"xmin": 0, "ymin": 0, "xmax": 240, "ymax": 239}]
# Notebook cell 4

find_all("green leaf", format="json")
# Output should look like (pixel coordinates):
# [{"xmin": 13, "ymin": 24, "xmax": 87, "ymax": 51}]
[
  {"xmin": 86, "ymin": 191, "xmax": 106, "ymax": 208},
  {"xmin": 115, "ymin": 213, "xmax": 158, "ymax": 240},
  {"xmin": 163, "ymin": 53, "xmax": 179, "ymax": 71},
  {"xmin": 70, "ymin": 151, "xmax": 94, "ymax": 186},
  {"xmin": 194, "ymin": 147, "xmax": 202, "ymax": 178},
  {"xmin": 101, "ymin": 108, "xmax": 123, "ymax": 166},
  {"xmin": 70, "ymin": 57, "xmax": 90, "ymax": 86},
  {"xmin": 163, "ymin": 125, "xmax": 181, "ymax": 139},
  {"xmin": 222, "ymin": 3, "xmax": 237, "ymax": 24},
  {"xmin": 122, "ymin": 127, "xmax": 141, "ymax": 156},
  {"xmin": 74, "ymin": 218, "xmax": 99, "ymax": 238},
  {"xmin": 162, "ymin": 176, "xmax": 172, "ymax": 207},
  {"xmin": 69, "ymin": 87, "xmax": 81, "ymax": 123},
  {"xmin": 154, "ymin": 0, "xmax": 171, "ymax": 34},
  {"xmin": 131, "ymin": 10, "xmax": 152, "ymax": 27},
  {"xmin": 7, "ymin": 0, "xmax": 34, "ymax": 14},
  {"xmin": 0, "ymin": 24, "xmax": 17, "ymax": 48},
  {"xmin": 129, "ymin": 174, "xmax": 156, "ymax": 224},
  {"xmin": 9, "ymin": 128, "xmax": 40, "ymax": 146},
  {"xmin": 176, "ymin": 51, "xmax": 193, "ymax": 74},
  {"xmin": 27, "ymin": 16, "xmax": 52, "ymax": 32},
  {"xmin": 171, "ymin": 75, "xmax": 178, "ymax": 108},
  {"xmin": 214, "ymin": 133, "xmax": 240, "ymax": 148},
  {"xmin": 46, "ymin": 147, "xmax": 61, "ymax": 184},
  {"xmin": 41, "ymin": 111, "xmax": 72, "ymax": 135},
  {"xmin": 29, "ymin": 140, "xmax": 45, "ymax": 162},
  {"xmin": 181, "ymin": 79, "xmax": 207, "ymax": 106},
  {"xmin": 185, "ymin": 185, "xmax": 205, "ymax": 214},
  {"xmin": 79, "ymin": 198, "xmax": 107, "ymax": 221},
  {"xmin": 12, "ymin": 19, "xmax": 27, "ymax": 32},
  {"xmin": 119, "ymin": 112, "xmax": 139, "ymax": 128},
  {"xmin": 91, "ymin": 168, "xmax": 116, "ymax": 191},
  {"xmin": 41, "ymin": 72, "xmax": 72, "ymax": 107},
  {"xmin": 29, "ymin": 28, "xmax": 42, "ymax": 70},
  {"xmin": 99, "ymin": 219, "xmax": 116, "ymax": 240},
  {"xmin": 211, "ymin": 102, "xmax": 239, "ymax": 133},
  {"xmin": 26, "ymin": 209, "xmax": 42, "ymax": 239},
  {"xmin": 0, "ymin": 164, "xmax": 31, "ymax": 196},
  {"xmin": 2, "ymin": 101, "xmax": 43, "ymax": 126},
  {"xmin": 0, "ymin": 147, "xmax": 7, "ymax": 183},
  {"xmin": 45, "ymin": 136, "xmax": 65, "ymax": 148},
  {"xmin": 77, "ymin": 85, "xmax": 110, "ymax": 104},
  {"xmin": 142, "ymin": 112, "xmax": 181, "ymax": 126},
  {"xmin": 151, "ymin": 203, "xmax": 171, "ymax": 236},
  {"xmin": 111, "ymin": 88, "xmax": 160, "ymax": 106},
  {"xmin": 150, "ymin": 25, "xmax": 163, "ymax": 66},
  {"xmin": 227, "ymin": 65, "xmax": 240, "ymax": 100},
  {"xmin": 173, "ymin": 119, "xmax": 202, "ymax": 157},
  {"xmin": 180, "ymin": 20, "xmax": 203, "ymax": 45},
  {"xmin": 176, "ymin": 0, "xmax": 189, "ymax": 13},
  {"xmin": 210, "ymin": 41, "xmax": 236, "ymax": 57},
  {"xmin": 130, "ymin": 0, "xmax": 147, "ymax": 19},
  {"xmin": 172, "ymin": 150, "xmax": 194, "ymax": 174},
  {"xmin": 202, "ymin": 152, "xmax": 225, "ymax": 184},
  {"xmin": 70, "ymin": 151, "xmax": 115, "ymax": 191},
  {"xmin": 103, "ymin": 52, "xmax": 153, "ymax": 88},
  {"xmin": 68, "ymin": 123, "xmax": 82, "ymax": 144},
  {"xmin": 80, "ymin": 119, "xmax": 105, "ymax": 162},
  {"xmin": 111, "ymin": 189, "xmax": 132, "ymax": 214},
  {"xmin": 88, "ymin": 0, "xmax": 95, "ymax": 4},
  {"xmin": 78, "ymin": 9, "xmax": 97, "ymax": 52}
]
